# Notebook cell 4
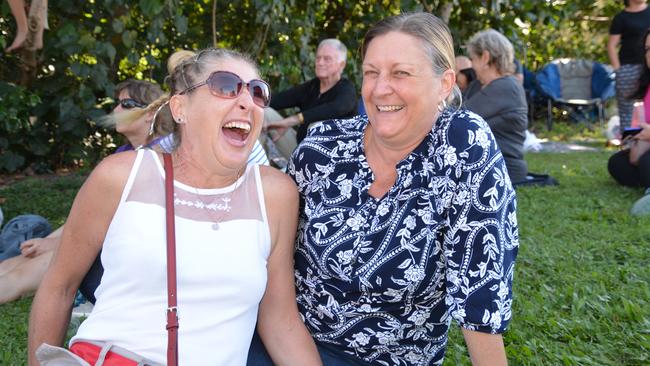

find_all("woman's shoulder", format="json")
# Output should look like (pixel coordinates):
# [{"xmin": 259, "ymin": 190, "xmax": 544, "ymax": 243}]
[
  {"xmin": 478, "ymin": 76, "xmax": 526, "ymax": 103},
  {"xmin": 82, "ymin": 151, "xmax": 139, "ymax": 199},
  {"xmin": 443, "ymin": 109, "xmax": 490, "ymax": 135},
  {"xmin": 303, "ymin": 115, "xmax": 366, "ymax": 145},
  {"xmin": 438, "ymin": 110, "xmax": 496, "ymax": 153},
  {"xmin": 258, "ymin": 166, "xmax": 298, "ymax": 205},
  {"xmin": 489, "ymin": 75, "xmax": 522, "ymax": 91},
  {"xmin": 337, "ymin": 77, "xmax": 356, "ymax": 89},
  {"xmin": 94, "ymin": 150, "xmax": 138, "ymax": 179}
]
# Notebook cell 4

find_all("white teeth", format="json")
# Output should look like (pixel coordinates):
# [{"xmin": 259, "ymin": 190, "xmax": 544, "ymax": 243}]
[
  {"xmin": 376, "ymin": 105, "xmax": 404, "ymax": 112},
  {"xmin": 223, "ymin": 121, "xmax": 251, "ymax": 132}
]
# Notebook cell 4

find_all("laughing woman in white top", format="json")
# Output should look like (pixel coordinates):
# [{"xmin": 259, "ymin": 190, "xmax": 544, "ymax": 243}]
[{"xmin": 28, "ymin": 48, "xmax": 321, "ymax": 366}]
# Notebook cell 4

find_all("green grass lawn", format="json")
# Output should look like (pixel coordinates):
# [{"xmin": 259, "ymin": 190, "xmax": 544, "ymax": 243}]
[
  {"xmin": 0, "ymin": 174, "xmax": 85, "ymax": 365},
  {"xmin": 1, "ymin": 128, "xmax": 648, "ymax": 365}
]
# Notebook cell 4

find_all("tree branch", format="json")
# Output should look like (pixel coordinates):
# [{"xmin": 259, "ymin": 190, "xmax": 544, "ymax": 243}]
[{"xmin": 212, "ymin": 0, "xmax": 217, "ymax": 46}]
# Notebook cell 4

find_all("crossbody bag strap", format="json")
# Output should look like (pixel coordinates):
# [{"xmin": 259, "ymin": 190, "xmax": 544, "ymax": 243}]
[{"xmin": 163, "ymin": 153, "xmax": 179, "ymax": 366}]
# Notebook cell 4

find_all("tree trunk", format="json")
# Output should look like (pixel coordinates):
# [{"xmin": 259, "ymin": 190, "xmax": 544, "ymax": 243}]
[{"xmin": 212, "ymin": 0, "xmax": 218, "ymax": 46}]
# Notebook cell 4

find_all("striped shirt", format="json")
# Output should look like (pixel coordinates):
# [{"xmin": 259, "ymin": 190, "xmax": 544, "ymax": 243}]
[{"xmin": 158, "ymin": 134, "xmax": 269, "ymax": 166}]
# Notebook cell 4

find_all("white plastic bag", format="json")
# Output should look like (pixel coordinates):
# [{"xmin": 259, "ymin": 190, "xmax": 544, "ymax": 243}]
[{"xmin": 523, "ymin": 130, "xmax": 542, "ymax": 152}]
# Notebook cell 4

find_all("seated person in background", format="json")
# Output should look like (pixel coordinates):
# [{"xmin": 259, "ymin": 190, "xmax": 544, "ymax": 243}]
[
  {"xmin": 464, "ymin": 29, "xmax": 529, "ymax": 184},
  {"xmin": 608, "ymin": 27, "xmax": 650, "ymax": 216},
  {"xmin": 454, "ymin": 55, "xmax": 476, "ymax": 93},
  {"xmin": 112, "ymin": 79, "xmax": 166, "ymax": 151},
  {"xmin": 0, "ymin": 79, "xmax": 171, "ymax": 305},
  {"xmin": 265, "ymin": 38, "xmax": 358, "ymax": 145}
]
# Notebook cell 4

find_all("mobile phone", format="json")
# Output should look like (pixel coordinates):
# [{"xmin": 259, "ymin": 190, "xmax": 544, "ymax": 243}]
[{"xmin": 622, "ymin": 127, "xmax": 642, "ymax": 139}]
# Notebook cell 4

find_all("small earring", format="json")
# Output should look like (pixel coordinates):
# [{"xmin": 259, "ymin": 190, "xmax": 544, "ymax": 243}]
[
  {"xmin": 437, "ymin": 100, "xmax": 448, "ymax": 112},
  {"xmin": 176, "ymin": 117, "xmax": 184, "ymax": 124}
]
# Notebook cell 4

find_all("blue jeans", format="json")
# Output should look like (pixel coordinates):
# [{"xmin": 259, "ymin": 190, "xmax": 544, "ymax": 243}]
[{"xmin": 247, "ymin": 331, "xmax": 370, "ymax": 366}]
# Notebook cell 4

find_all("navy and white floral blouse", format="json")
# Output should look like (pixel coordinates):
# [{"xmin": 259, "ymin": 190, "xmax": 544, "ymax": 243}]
[{"xmin": 288, "ymin": 109, "xmax": 519, "ymax": 366}]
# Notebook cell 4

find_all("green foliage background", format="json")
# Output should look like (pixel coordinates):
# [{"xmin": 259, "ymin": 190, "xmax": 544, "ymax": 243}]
[{"xmin": 0, "ymin": 0, "xmax": 624, "ymax": 172}]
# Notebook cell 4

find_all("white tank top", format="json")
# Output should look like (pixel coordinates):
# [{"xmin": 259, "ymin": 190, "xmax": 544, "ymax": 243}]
[{"xmin": 71, "ymin": 149, "xmax": 271, "ymax": 365}]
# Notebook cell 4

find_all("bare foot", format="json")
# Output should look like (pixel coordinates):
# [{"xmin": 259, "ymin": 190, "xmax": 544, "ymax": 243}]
[{"xmin": 5, "ymin": 30, "xmax": 27, "ymax": 52}]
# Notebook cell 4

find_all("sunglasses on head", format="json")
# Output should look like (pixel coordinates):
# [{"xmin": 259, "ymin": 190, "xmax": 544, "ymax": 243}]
[
  {"xmin": 118, "ymin": 98, "xmax": 148, "ymax": 109},
  {"xmin": 179, "ymin": 70, "xmax": 271, "ymax": 108}
]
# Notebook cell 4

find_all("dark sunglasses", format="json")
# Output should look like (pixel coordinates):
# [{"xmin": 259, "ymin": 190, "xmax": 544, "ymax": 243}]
[
  {"xmin": 179, "ymin": 70, "xmax": 271, "ymax": 108},
  {"xmin": 117, "ymin": 98, "xmax": 147, "ymax": 109}
]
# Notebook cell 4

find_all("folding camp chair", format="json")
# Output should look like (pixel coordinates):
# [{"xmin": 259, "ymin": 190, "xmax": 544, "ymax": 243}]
[{"xmin": 535, "ymin": 59, "xmax": 615, "ymax": 130}]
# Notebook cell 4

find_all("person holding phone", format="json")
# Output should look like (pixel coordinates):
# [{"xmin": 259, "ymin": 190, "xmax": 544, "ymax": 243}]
[{"xmin": 608, "ymin": 27, "xmax": 650, "ymax": 216}]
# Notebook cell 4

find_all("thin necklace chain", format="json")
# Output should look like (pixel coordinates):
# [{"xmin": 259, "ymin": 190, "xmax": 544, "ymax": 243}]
[
  {"xmin": 190, "ymin": 167, "xmax": 243, "ymax": 231},
  {"xmin": 171, "ymin": 152, "xmax": 245, "ymax": 230}
]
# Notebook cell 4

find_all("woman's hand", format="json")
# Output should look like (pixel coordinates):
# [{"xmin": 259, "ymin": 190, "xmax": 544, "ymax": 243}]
[
  {"xmin": 635, "ymin": 121, "xmax": 650, "ymax": 142},
  {"xmin": 629, "ymin": 123, "xmax": 650, "ymax": 165},
  {"xmin": 265, "ymin": 115, "xmax": 301, "ymax": 141}
]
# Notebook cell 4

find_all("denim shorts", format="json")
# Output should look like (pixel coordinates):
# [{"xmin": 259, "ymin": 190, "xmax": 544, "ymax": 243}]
[{"xmin": 247, "ymin": 331, "xmax": 370, "ymax": 366}]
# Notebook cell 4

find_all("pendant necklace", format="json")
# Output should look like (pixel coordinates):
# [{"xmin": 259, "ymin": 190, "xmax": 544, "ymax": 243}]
[{"xmin": 192, "ymin": 167, "xmax": 243, "ymax": 231}]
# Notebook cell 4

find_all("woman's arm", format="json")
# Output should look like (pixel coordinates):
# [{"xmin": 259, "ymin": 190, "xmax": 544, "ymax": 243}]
[
  {"xmin": 442, "ymin": 116, "xmax": 518, "ymax": 366},
  {"xmin": 27, "ymin": 153, "xmax": 133, "ymax": 366},
  {"xmin": 257, "ymin": 167, "xmax": 321, "ymax": 366},
  {"xmin": 607, "ymin": 34, "xmax": 621, "ymax": 70},
  {"xmin": 462, "ymin": 329, "xmax": 508, "ymax": 366},
  {"xmin": 630, "ymin": 123, "xmax": 650, "ymax": 165}
]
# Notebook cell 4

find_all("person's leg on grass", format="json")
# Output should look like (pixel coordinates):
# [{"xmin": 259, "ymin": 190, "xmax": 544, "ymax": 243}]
[
  {"xmin": 0, "ymin": 254, "xmax": 26, "ymax": 276},
  {"xmin": 630, "ymin": 150, "xmax": 650, "ymax": 215},
  {"xmin": 0, "ymin": 250, "xmax": 52, "ymax": 304},
  {"xmin": 637, "ymin": 150, "xmax": 650, "ymax": 188},
  {"xmin": 608, "ymin": 149, "xmax": 642, "ymax": 187}
]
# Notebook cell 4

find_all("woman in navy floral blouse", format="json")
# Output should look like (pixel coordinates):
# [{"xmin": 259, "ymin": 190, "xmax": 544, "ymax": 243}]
[{"xmin": 248, "ymin": 12, "xmax": 518, "ymax": 366}]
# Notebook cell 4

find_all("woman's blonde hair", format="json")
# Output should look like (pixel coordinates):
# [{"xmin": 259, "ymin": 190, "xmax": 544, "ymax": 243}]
[
  {"xmin": 105, "ymin": 48, "xmax": 258, "ymax": 150},
  {"xmin": 100, "ymin": 79, "xmax": 172, "ymax": 139},
  {"xmin": 466, "ymin": 29, "xmax": 515, "ymax": 76},
  {"xmin": 361, "ymin": 12, "xmax": 461, "ymax": 107}
]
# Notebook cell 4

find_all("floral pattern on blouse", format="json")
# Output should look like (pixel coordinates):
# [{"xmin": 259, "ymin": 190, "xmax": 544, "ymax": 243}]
[{"xmin": 288, "ymin": 110, "xmax": 519, "ymax": 366}]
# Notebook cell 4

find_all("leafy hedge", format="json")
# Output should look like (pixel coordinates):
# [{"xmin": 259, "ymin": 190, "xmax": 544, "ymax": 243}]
[{"xmin": 0, "ymin": 0, "xmax": 622, "ymax": 172}]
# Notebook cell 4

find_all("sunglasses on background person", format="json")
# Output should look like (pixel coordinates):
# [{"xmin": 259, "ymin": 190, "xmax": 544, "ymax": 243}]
[
  {"xmin": 179, "ymin": 70, "xmax": 271, "ymax": 108},
  {"xmin": 117, "ymin": 98, "xmax": 148, "ymax": 109}
]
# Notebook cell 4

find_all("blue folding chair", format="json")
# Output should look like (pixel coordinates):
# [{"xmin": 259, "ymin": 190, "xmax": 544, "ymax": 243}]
[{"xmin": 535, "ymin": 59, "xmax": 615, "ymax": 130}]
